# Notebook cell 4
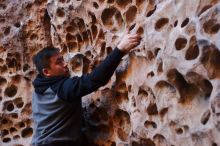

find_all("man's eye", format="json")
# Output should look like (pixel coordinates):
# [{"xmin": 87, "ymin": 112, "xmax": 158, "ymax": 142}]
[{"xmin": 57, "ymin": 58, "xmax": 64, "ymax": 64}]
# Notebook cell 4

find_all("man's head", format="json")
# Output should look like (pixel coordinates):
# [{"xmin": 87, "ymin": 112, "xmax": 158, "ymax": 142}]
[{"xmin": 33, "ymin": 47, "xmax": 70, "ymax": 77}]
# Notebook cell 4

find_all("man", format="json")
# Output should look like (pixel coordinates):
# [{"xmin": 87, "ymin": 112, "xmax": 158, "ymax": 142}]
[{"xmin": 31, "ymin": 30, "xmax": 141, "ymax": 146}]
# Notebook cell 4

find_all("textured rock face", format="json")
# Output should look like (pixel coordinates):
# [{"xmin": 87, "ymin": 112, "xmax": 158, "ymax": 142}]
[{"xmin": 0, "ymin": 0, "xmax": 220, "ymax": 145}]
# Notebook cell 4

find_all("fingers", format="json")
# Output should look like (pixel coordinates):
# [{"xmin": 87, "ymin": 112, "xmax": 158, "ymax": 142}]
[
  {"xmin": 126, "ymin": 39, "xmax": 141, "ymax": 50},
  {"xmin": 128, "ymin": 34, "xmax": 142, "ymax": 39},
  {"xmin": 128, "ymin": 36, "xmax": 142, "ymax": 43}
]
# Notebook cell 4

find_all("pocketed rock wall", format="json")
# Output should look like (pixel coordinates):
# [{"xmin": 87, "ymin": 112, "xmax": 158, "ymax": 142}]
[{"xmin": 0, "ymin": 0, "xmax": 220, "ymax": 145}]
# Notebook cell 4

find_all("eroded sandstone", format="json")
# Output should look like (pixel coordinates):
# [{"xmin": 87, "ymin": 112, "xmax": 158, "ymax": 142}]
[{"xmin": 0, "ymin": 0, "xmax": 220, "ymax": 145}]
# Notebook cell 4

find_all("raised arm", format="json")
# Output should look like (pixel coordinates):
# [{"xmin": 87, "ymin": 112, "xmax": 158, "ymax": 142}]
[{"xmin": 58, "ymin": 31, "xmax": 141, "ymax": 102}]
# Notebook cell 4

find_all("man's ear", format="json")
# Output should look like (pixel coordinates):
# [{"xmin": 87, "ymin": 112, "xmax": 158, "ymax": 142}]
[{"xmin": 42, "ymin": 68, "xmax": 51, "ymax": 77}]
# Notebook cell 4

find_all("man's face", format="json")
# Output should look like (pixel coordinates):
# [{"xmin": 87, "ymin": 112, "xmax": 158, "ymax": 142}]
[{"xmin": 43, "ymin": 52, "xmax": 70, "ymax": 77}]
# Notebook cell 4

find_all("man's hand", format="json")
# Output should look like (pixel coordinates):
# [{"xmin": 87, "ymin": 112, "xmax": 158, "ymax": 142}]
[{"xmin": 117, "ymin": 30, "xmax": 141, "ymax": 54}]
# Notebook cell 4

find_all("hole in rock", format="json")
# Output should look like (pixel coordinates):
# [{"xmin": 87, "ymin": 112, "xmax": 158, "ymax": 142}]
[
  {"xmin": 175, "ymin": 128, "xmax": 183, "ymax": 134},
  {"xmin": 159, "ymin": 107, "xmax": 169, "ymax": 117},
  {"xmin": 107, "ymin": 0, "xmax": 114, "ymax": 4},
  {"xmin": 147, "ymin": 103, "xmax": 158, "ymax": 115},
  {"xmin": 3, "ymin": 137, "xmax": 11, "ymax": 143},
  {"xmin": 59, "ymin": 0, "xmax": 65, "ymax": 3},
  {"xmin": 185, "ymin": 44, "xmax": 199, "ymax": 60},
  {"xmin": 186, "ymin": 72, "xmax": 213, "ymax": 98},
  {"xmin": 201, "ymin": 79, "xmax": 213, "ymax": 98},
  {"xmin": 11, "ymin": 74, "xmax": 21, "ymax": 83},
  {"xmin": 116, "ymin": 0, "xmax": 132, "ymax": 8},
  {"xmin": 4, "ymin": 27, "xmax": 10, "ymax": 35},
  {"xmin": 21, "ymin": 127, "xmax": 33, "ymax": 138},
  {"xmin": 21, "ymin": 103, "xmax": 32, "ymax": 115},
  {"xmin": 211, "ymin": 23, "xmax": 220, "ymax": 34},
  {"xmin": 98, "ymin": 0, "xmax": 104, "ymax": 3},
  {"xmin": 0, "ymin": 58, "xmax": 4, "ymax": 63},
  {"xmin": 93, "ymin": 2, "xmax": 99, "ymax": 9},
  {"xmin": 1, "ymin": 129, "xmax": 9, "ymax": 137},
  {"xmin": 13, "ymin": 135, "xmax": 20, "ymax": 140},
  {"xmin": 118, "ymin": 128, "xmax": 128, "ymax": 141},
  {"xmin": 137, "ymin": 26, "xmax": 144, "ymax": 35},
  {"xmin": 138, "ymin": 87, "xmax": 148, "ymax": 96},
  {"xmin": 147, "ymin": 51, "xmax": 154, "ymax": 60},
  {"xmin": 90, "ymin": 107, "xmax": 108, "ymax": 123},
  {"xmin": 153, "ymin": 134, "xmax": 167, "ymax": 144},
  {"xmin": 17, "ymin": 122, "xmax": 25, "ymax": 128},
  {"xmin": 157, "ymin": 61, "xmax": 163, "ymax": 73},
  {"xmin": 56, "ymin": 8, "xmax": 65, "ymax": 17},
  {"xmin": 98, "ymin": 29, "xmax": 105, "ymax": 40},
  {"xmin": 175, "ymin": 37, "xmax": 187, "ymax": 50},
  {"xmin": 91, "ymin": 24, "xmax": 98, "ymax": 39},
  {"xmin": 181, "ymin": 18, "xmax": 189, "ymax": 28},
  {"xmin": 111, "ymin": 142, "xmax": 116, "ymax": 146},
  {"xmin": 82, "ymin": 31, "xmax": 89, "ymax": 42},
  {"xmin": 115, "ymin": 82, "xmax": 127, "ymax": 93},
  {"xmin": 146, "ymin": 5, "xmax": 157, "ymax": 17},
  {"xmin": 200, "ymin": 44, "xmax": 220, "ymax": 79},
  {"xmin": 67, "ymin": 42, "xmax": 78, "ymax": 52},
  {"xmin": 66, "ymin": 25, "xmax": 75, "ymax": 33},
  {"xmin": 114, "ymin": 109, "xmax": 130, "ymax": 127},
  {"xmin": 89, "ymin": 124, "xmax": 113, "ymax": 141},
  {"xmin": 129, "ymin": 23, "xmax": 136, "ymax": 31},
  {"xmin": 101, "ymin": 7, "xmax": 117, "ymax": 27},
  {"xmin": 77, "ymin": 18, "xmax": 86, "ymax": 32},
  {"xmin": 6, "ymin": 102, "xmax": 14, "ymax": 112},
  {"xmin": 76, "ymin": 34, "xmax": 83, "ymax": 43},
  {"xmin": 4, "ymin": 84, "xmax": 17, "ymax": 97},
  {"xmin": 136, "ymin": 0, "xmax": 145, "ymax": 7},
  {"xmin": 203, "ymin": 19, "xmax": 220, "ymax": 34},
  {"xmin": 167, "ymin": 69, "xmax": 197, "ymax": 102},
  {"xmin": 88, "ymin": 11, "xmax": 97, "ymax": 24},
  {"xmin": 0, "ymin": 65, "xmax": 8, "ymax": 73},
  {"xmin": 174, "ymin": 20, "xmax": 178, "ymax": 27},
  {"xmin": 106, "ymin": 47, "xmax": 112, "ymax": 54},
  {"xmin": 6, "ymin": 57, "xmax": 18, "ymax": 69},
  {"xmin": 154, "ymin": 48, "xmax": 161, "ymax": 56},
  {"xmin": 23, "ymin": 64, "xmax": 30, "ymax": 72},
  {"xmin": 10, "ymin": 127, "xmax": 17, "ymax": 133},
  {"xmin": 0, "ymin": 4, "xmax": 6, "ymax": 9},
  {"xmin": 2, "ymin": 118, "xmax": 9, "ymax": 124},
  {"xmin": 155, "ymin": 81, "xmax": 176, "ymax": 96},
  {"xmin": 144, "ymin": 120, "xmax": 157, "ymax": 129},
  {"xmin": 136, "ymin": 138, "xmax": 156, "ymax": 146},
  {"xmin": 14, "ymin": 97, "xmax": 24, "ymax": 108},
  {"xmin": 0, "ymin": 18, "xmax": 5, "ymax": 23},
  {"xmin": 10, "ymin": 113, "xmax": 18, "ymax": 119},
  {"xmin": 155, "ymin": 18, "xmax": 169, "ymax": 31},
  {"xmin": 198, "ymin": 5, "xmax": 212, "ymax": 16},
  {"xmin": 30, "ymin": 33, "xmax": 38, "ymax": 40},
  {"xmin": 201, "ymin": 109, "xmax": 211, "ymax": 125},
  {"xmin": 0, "ymin": 76, "xmax": 7, "ymax": 85},
  {"xmin": 14, "ymin": 22, "xmax": 21, "ymax": 28},
  {"xmin": 25, "ymin": 119, "xmax": 32, "ymax": 126},
  {"xmin": 115, "ymin": 11, "xmax": 123, "ymax": 27},
  {"xmin": 125, "ymin": 6, "xmax": 137, "ymax": 24},
  {"xmin": 66, "ymin": 33, "xmax": 75, "ymax": 41},
  {"xmin": 147, "ymin": 71, "xmax": 155, "ymax": 78}
]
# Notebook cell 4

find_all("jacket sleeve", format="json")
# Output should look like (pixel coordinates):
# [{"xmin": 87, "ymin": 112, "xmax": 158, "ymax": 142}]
[{"xmin": 57, "ymin": 47, "xmax": 124, "ymax": 102}]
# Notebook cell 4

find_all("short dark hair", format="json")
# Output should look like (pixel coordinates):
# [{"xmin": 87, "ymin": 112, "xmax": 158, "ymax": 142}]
[{"xmin": 33, "ymin": 47, "xmax": 60, "ymax": 75}]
